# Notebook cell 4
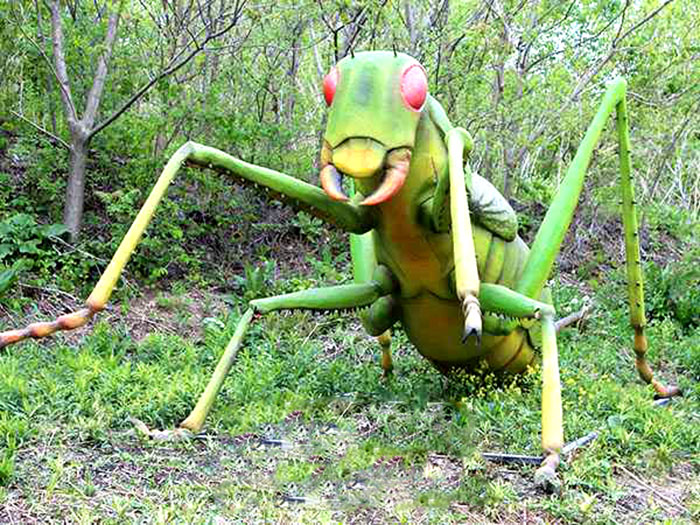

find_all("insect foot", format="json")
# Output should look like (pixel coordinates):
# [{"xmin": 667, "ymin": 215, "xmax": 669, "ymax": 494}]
[
  {"xmin": 130, "ymin": 418, "xmax": 195, "ymax": 442},
  {"xmin": 461, "ymin": 294, "xmax": 482, "ymax": 345},
  {"xmin": 534, "ymin": 454, "xmax": 562, "ymax": 494}
]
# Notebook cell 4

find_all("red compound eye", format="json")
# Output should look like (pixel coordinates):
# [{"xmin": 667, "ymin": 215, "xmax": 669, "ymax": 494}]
[
  {"xmin": 400, "ymin": 64, "xmax": 428, "ymax": 111},
  {"xmin": 323, "ymin": 67, "xmax": 339, "ymax": 106}
]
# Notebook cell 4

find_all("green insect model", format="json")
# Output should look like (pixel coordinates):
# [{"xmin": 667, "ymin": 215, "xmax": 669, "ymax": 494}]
[{"xmin": 0, "ymin": 51, "xmax": 680, "ymax": 485}]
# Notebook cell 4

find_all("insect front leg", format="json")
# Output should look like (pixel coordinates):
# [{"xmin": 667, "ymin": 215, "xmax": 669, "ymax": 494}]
[
  {"xmin": 0, "ymin": 141, "xmax": 375, "ymax": 350},
  {"xmin": 445, "ymin": 128, "xmax": 482, "ymax": 343},
  {"xmin": 133, "ymin": 277, "xmax": 395, "ymax": 440}
]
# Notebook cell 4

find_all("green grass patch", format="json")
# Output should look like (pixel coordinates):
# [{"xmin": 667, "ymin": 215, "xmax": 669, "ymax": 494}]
[{"xmin": 0, "ymin": 272, "xmax": 698, "ymax": 522}]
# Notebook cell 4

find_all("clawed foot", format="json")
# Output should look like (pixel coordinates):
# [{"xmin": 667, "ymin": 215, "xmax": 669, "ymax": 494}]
[
  {"xmin": 130, "ymin": 417, "xmax": 195, "ymax": 442},
  {"xmin": 652, "ymin": 380, "xmax": 681, "ymax": 399},
  {"xmin": 534, "ymin": 463, "xmax": 561, "ymax": 493},
  {"xmin": 461, "ymin": 295, "xmax": 482, "ymax": 345},
  {"xmin": 535, "ymin": 453, "xmax": 561, "ymax": 493}
]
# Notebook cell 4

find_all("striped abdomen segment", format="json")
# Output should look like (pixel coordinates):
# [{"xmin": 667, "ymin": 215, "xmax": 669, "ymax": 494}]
[
  {"xmin": 475, "ymin": 227, "xmax": 540, "ymax": 373},
  {"xmin": 473, "ymin": 226, "xmax": 530, "ymax": 288}
]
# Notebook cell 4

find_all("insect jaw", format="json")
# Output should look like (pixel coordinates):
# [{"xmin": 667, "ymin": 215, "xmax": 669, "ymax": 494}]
[
  {"xmin": 319, "ymin": 144, "xmax": 412, "ymax": 206},
  {"xmin": 320, "ymin": 164, "xmax": 349, "ymax": 202},
  {"xmin": 359, "ymin": 148, "xmax": 411, "ymax": 206}
]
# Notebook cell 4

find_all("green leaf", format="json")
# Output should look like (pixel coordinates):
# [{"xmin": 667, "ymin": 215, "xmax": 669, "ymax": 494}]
[
  {"xmin": 42, "ymin": 223, "xmax": 68, "ymax": 238},
  {"xmin": 0, "ymin": 268, "xmax": 17, "ymax": 295},
  {"xmin": 18, "ymin": 240, "xmax": 40, "ymax": 254}
]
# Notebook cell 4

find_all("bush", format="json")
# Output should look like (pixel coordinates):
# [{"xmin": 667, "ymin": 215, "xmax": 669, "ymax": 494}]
[
  {"xmin": 644, "ymin": 249, "xmax": 700, "ymax": 331},
  {"xmin": 0, "ymin": 213, "xmax": 67, "ymax": 295}
]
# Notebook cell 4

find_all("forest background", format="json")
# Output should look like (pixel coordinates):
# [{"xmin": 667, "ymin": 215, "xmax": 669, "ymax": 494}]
[{"xmin": 0, "ymin": 0, "xmax": 698, "ymax": 522}]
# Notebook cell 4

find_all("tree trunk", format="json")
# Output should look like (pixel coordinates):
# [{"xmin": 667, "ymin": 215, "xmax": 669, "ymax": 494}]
[{"xmin": 63, "ymin": 137, "xmax": 88, "ymax": 241}]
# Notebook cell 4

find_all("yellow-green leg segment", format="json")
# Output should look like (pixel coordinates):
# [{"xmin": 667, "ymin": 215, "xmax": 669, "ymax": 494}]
[
  {"xmin": 474, "ymin": 284, "xmax": 563, "ymax": 488},
  {"xmin": 535, "ymin": 312, "xmax": 563, "ymax": 490},
  {"xmin": 472, "ymin": 283, "xmax": 563, "ymax": 487},
  {"xmin": 445, "ymin": 127, "xmax": 482, "ymax": 341},
  {"xmin": 377, "ymin": 331, "xmax": 393, "ymax": 377},
  {"xmin": 347, "ymin": 172, "xmax": 398, "ymax": 378},
  {"xmin": 141, "ymin": 277, "xmax": 397, "ymax": 440},
  {"xmin": 177, "ymin": 307, "xmax": 254, "ymax": 435}
]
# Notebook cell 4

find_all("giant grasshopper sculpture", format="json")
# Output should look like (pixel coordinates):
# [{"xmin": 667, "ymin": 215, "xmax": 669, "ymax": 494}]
[{"xmin": 0, "ymin": 52, "xmax": 680, "ymax": 486}]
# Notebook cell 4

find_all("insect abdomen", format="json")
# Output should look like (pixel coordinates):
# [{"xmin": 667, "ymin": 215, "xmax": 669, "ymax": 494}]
[{"xmin": 473, "ymin": 225, "xmax": 530, "ymax": 288}]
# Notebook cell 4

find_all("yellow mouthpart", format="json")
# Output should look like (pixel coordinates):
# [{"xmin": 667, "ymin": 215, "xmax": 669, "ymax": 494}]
[{"xmin": 332, "ymin": 138, "xmax": 386, "ymax": 178}]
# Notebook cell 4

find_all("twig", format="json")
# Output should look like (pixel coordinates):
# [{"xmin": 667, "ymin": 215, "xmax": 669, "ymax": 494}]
[
  {"xmin": 561, "ymin": 430, "xmax": 598, "ymax": 455},
  {"xmin": 617, "ymin": 465, "xmax": 687, "ymax": 513},
  {"xmin": 555, "ymin": 303, "xmax": 591, "ymax": 333},
  {"xmin": 10, "ymin": 110, "xmax": 70, "ymax": 149},
  {"xmin": 481, "ymin": 452, "xmax": 543, "ymax": 465},
  {"xmin": 49, "ymin": 235, "xmax": 110, "ymax": 264},
  {"xmin": 88, "ymin": 7, "xmax": 243, "ymax": 140},
  {"xmin": 569, "ymin": 0, "xmax": 676, "ymax": 100},
  {"xmin": 482, "ymin": 431, "xmax": 599, "ymax": 465},
  {"xmin": 17, "ymin": 282, "xmax": 81, "ymax": 304},
  {"xmin": 484, "ymin": 400, "xmax": 675, "ymax": 466},
  {"xmin": 14, "ymin": 17, "xmax": 77, "ymax": 121}
]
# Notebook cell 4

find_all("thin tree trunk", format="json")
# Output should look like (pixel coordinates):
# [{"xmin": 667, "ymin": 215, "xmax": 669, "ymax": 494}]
[
  {"xmin": 63, "ymin": 136, "xmax": 88, "ymax": 237},
  {"xmin": 42, "ymin": 0, "xmax": 241, "ymax": 240}
]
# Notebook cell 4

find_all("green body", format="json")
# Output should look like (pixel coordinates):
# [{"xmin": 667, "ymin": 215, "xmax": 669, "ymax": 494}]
[{"xmin": 366, "ymin": 104, "xmax": 534, "ymax": 373}]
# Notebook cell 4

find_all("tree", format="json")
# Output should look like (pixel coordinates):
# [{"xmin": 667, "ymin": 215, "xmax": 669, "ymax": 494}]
[{"xmin": 20, "ymin": 0, "xmax": 245, "ymax": 240}]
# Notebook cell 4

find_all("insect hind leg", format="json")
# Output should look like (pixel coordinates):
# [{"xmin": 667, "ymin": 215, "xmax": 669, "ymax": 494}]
[{"xmin": 513, "ymin": 79, "xmax": 678, "ymax": 399}]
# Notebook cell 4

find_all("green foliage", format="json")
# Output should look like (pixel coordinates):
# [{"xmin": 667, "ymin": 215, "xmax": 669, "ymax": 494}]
[
  {"xmin": 644, "ymin": 250, "xmax": 700, "ymax": 331},
  {"xmin": 0, "ymin": 450, "xmax": 13, "ymax": 487},
  {"xmin": 0, "ymin": 213, "xmax": 68, "ymax": 295},
  {"xmin": 230, "ymin": 260, "xmax": 277, "ymax": 301}
]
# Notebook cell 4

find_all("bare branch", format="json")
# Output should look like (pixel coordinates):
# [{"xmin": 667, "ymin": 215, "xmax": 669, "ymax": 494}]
[
  {"xmin": 87, "ymin": 6, "xmax": 244, "ymax": 140},
  {"xmin": 570, "ymin": 0, "xmax": 675, "ymax": 101},
  {"xmin": 10, "ymin": 110, "xmax": 70, "ymax": 149},
  {"xmin": 555, "ymin": 304, "xmax": 591, "ymax": 333},
  {"xmin": 526, "ymin": 7, "xmax": 627, "ymax": 74},
  {"xmin": 308, "ymin": 24, "xmax": 326, "ymax": 81},
  {"xmin": 616, "ymin": 0, "xmax": 675, "ymax": 44},
  {"xmin": 15, "ymin": 15, "xmax": 76, "ymax": 123},
  {"xmin": 48, "ymin": 0, "xmax": 78, "ymax": 123},
  {"xmin": 83, "ymin": 0, "xmax": 122, "ymax": 126},
  {"xmin": 612, "ymin": 0, "xmax": 630, "ymax": 45}
]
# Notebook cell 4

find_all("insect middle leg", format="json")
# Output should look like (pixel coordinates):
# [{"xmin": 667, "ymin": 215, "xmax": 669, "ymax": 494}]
[
  {"xmin": 349, "ymin": 229, "xmax": 399, "ymax": 377},
  {"xmin": 478, "ymin": 284, "xmax": 562, "ymax": 488}
]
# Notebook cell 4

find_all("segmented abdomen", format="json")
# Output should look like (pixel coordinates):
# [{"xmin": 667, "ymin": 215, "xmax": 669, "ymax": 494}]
[
  {"xmin": 473, "ymin": 226, "xmax": 530, "ymax": 288},
  {"xmin": 474, "ymin": 226, "xmax": 538, "ymax": 374}
]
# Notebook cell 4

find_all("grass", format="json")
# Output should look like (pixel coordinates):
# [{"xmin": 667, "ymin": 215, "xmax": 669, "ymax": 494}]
[{"xmin": 0, "ymin": 266, "xmax": 698, "ymax": 523}]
